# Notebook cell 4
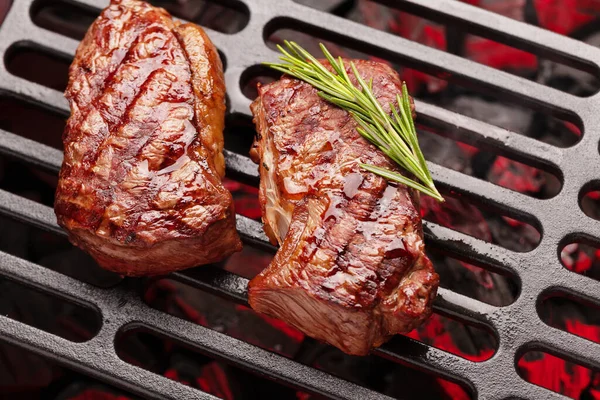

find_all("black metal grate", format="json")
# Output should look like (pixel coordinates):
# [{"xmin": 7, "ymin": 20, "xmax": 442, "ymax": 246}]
[{"xmin": 1, "ymin": 0, "xmax": 600, "ymax": 399}]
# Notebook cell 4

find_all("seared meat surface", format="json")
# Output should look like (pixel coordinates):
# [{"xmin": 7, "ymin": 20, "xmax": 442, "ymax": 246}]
[
  {"xmin": 248, "ymin": 60, "xmax": 438, "ymax": 355},
  {"xmin": 55, "ymin": 0, "xmax": 241, "ymax": 276}
]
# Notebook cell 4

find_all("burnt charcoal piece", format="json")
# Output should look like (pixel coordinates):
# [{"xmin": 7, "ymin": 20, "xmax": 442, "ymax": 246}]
[
  {"xmin": 248, "ymin": 59, "xmax": 439, "ymax": 355},
  {"xmin": 54, "ymin": 0, "xmax": 242, "ymax": 276}
]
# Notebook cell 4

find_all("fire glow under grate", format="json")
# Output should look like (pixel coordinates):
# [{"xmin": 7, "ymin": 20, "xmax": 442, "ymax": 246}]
[{"xmin": 1, "ymin": 0, "xmax": 600, "ymax": 399}]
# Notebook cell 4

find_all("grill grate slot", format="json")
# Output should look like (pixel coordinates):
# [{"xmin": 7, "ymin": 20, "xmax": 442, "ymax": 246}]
[
  {"xmin": 1, "ymin": 0, "xmax": 600, "ymax": 399},
  {"xmin": 516, "ymin": 349, "xmax": 600, "ymax": 398},
  {"xmin": 0, "ymin": 272, "xmax": 101, "ymax": 342}
]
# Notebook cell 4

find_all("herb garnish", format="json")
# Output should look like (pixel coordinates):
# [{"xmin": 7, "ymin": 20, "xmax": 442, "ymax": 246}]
[{"xmin": 264, "ymin": 41, "xmax": 443, "ymax": 202}]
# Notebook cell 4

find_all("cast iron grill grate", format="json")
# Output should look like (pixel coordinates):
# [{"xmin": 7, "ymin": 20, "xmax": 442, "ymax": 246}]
[{"xmin": 1, "ymin": 0, "xmax": 600, "ymax": 398}]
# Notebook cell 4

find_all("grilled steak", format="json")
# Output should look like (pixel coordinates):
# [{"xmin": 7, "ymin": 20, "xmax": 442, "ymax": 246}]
[
  {"xmin": 55, "ymin": 0, "xmax": 242, "ymax": 276},
  {"xmin": 248, "ymin": 60, "xmax": 439, "ymax": 355}
]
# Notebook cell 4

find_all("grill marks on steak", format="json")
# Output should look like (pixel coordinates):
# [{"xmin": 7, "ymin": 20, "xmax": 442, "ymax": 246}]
[
  {"xmin": 248, "ymin": 60, "xmax": 439, "ymax": 355},
  {"xmin": 55, "ymin": 0, "xmax": 241, "ymax": 275}
]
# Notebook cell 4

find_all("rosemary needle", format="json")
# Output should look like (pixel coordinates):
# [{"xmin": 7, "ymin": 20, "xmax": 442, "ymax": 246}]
[{"xmin": 264, "ymin": 40, "xmax": 444, "ymax": 202}]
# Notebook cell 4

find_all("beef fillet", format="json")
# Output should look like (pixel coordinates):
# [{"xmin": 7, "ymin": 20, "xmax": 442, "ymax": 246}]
[
  {"xmin": 248, "ymin": 60, "xmax": 439, "ymax": 355},
  {"xmin": 55, "ymin": 0, "xmax": 242, "ymax": 276}
]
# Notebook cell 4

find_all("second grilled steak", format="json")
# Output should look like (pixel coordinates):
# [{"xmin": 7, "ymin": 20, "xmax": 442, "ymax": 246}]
[
  {"xmin": 54, "ymin": 0, "xmax": 242, "ymax": 275},
  {"xmin": 248, "ymin": 60, "xmax": 439, "ymax": 355}
]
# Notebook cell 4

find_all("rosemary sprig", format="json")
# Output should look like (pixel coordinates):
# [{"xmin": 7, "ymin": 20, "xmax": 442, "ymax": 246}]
[{"xmin": 264, "ymin": 41, "xmax": 444, "ymax": 202}]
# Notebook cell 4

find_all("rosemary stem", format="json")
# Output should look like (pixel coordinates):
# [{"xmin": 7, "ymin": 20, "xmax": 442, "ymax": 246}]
[{"xmin": 264, "ymin": 41, "xmax": 443, "ymax": 202}]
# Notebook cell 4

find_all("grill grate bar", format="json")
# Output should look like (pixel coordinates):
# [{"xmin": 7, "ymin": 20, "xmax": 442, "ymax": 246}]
[
  {"xmin": 0, "ymin": 315, "xmax": 221, "ymax": 400},
  {"xmin": 427, "ymin": 162, "xmax": 541, "ymax": 216},
  {"xmin": 224, "ymin": 149, "xmax": 261, "ymax": 185},
  {"xmin": 539, "ymin": 268, "xmax": 600, "ymax": 312},
  {"xmin": 375, "ymin": 335, "xmax": 567, "ymax": 400},
  {"xmin": 0, "ymin": 185, "xmax": 496, "ymax": 324},
  {"xmin": 0, "ymin": 129, "xmax": 523, "ymax": 306},
  {"xmin": 415, "ymin": 101, "xmax": 564, "ymax": 169},
  {"xmin": 0, "ymin": 251, "xmax": 107, "ymax": 307},
  {"xmin": 0, "ymin": 186, "xmax": 63, "ymax": 236},
  {"xmin": 0, "ymin": 0, "xmax": 599, "ymax": 398},
  {"xmin": 0, "ymin": 73, "xmax": 69, "ymax": 111},
  {"xmin": 433, "ymin": 288, "xmax": 497, "ymax": 324},
  {"xmin": 0, "ymin": 197, "xmax": 495, "ymax": 399},
  {"xmin": 373, "ymin": 336, "xmax": 477, "ymax": 390},
  {"xmin": 0, "ymin": 0, "xmax": 574, "ymax": 167},
  {"xmin": 384, "ymin": 0, "xmax": 600, "ymax": 70},
  {"xmin": 536, "ymin": 324, "xmax": 600, "ymax": 370},
  {"xmin": 273, "ymin": 0, "xmax": 585, "ymax": 114},
  {"xmin": 421, "ymin": 222, "xmax": 522, "ymax": 272},
  {"xmin": 0, "ymin": 128, "xmax": 529, "ymax": 276},
  {"xmin": 0, "ymin": 129, "xmax": 63, "ymax": 173},
  {"xmin": 172, "ymin": 268, "xmax": 250, "ymax": 306},
  {"xmin": 0, "ymin": 250, "xmax": 395, "ymax": 400},
  {"xmin": 12, "ymin": 24, "xmax": 80, "ymax": 56}
]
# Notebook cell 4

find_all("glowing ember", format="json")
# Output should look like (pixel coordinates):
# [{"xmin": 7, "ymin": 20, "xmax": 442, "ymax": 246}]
[{"xmin": 2, "ymin": 0, "xmax": 600, "ymax": 398}]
